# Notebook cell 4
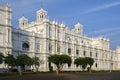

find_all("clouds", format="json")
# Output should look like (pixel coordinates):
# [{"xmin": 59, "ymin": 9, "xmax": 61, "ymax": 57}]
[
  {"xmin": 86, "ymin": 27, "xmax": 120, "ymax": 36},
  {"xmin": 1, "ymin": 0, "xmax": 55, "ymax": 17},
  {"xmin": 8, "ymin": 0, "xmax": 56, "ymax": 22},
  {"xmin": 86, "ymin": 27, "xmax": 120, "ymax": 39},
  {"xmin": 82, "ymin": 1, "xmax": 120, "ymax": 14}
]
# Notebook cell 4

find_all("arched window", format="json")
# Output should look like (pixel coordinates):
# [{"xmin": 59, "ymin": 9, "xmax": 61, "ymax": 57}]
[
  {"xmin": 22, "ymin": 42, "xmax": 29, "ymax": 51},
  {"xmin": 83, "ymin": 50, "xmax": 86, "ymax": 56},
  {"xmin": 22, "ymin": 22, "xmax": 24, "ymax": 25},
  {"xmin": 90, "ymin": 52, "xmax": 92, "ymax": 57},
  {"xmin": 49, "ymin": 45, "xmax": 53, "ymax": 52},
  {"xmin": 96, "ymin": 63, "xmax": 97, "ymax": 68},
  {"xmin": 41, "ymin": 15, "xmax": 43, "ymax": 18},
  {"xmin": 68, "ymin": 48, "xmax": 71, "ymax": 54},
  {"xmin": 96, "ymin": 53, "xmax": 97, "ymax": 58},
  {"xmin": 57, "ymin": 46, "xmax": 60, "ymax": 53},
  {"xmin": 76, "ymin": 49, "xmax": 79, "ymax": 55}
]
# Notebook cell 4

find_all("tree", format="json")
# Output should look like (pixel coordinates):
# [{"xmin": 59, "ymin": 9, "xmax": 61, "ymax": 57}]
[
  {"xmin": 81, "ymin": 59, "xmax": 87, "ymax": 71},
  {"xmin": 74, "ymin": 57, "xmax": 94, "ymax": 71},
  {"xmin": 74, "ymin": 57, "xmax": 83, "ymax": 67},
  {"xmin": 0, "ymin": 52, "xmax": 4, "ymax": 64},
  {"xmin": 85, "ymin": 57, "xmax": 94, "ymax": 72},
  {"xmin": 48, "ymin": 54, "xmax": 72, "ymax": 74},
  {"xmin": 4, "ymin": 54, "xmax": 16, "ymax": 72},
  {"xmin": 31, "ymin": 56, "xmax": 43, "ymax": 72},
  {"xmin": 74, "ymin": 57, "xmax": 87, "ymax": 71},
  {"xmin": 16, "ymin": 54, "xmax": 32, "ymax": 72}
]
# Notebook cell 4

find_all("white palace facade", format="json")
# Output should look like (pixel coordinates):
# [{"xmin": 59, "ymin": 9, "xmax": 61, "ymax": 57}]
[{"xmin": 0, "ymin": 5, "xmax": 120, "ymax": 72}]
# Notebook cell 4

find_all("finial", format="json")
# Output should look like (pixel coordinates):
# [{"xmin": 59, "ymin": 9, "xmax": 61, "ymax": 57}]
[
  {"xmin": 22, "ymin": 14, "xmax": 24, "ymax": 17},
  {"xmin": 40, "ymin": 0, "xmax": 44, "ymax": 8},
  {"xmin": 6, "ymin": 3, "xmax": 11, "ymax": 7}
]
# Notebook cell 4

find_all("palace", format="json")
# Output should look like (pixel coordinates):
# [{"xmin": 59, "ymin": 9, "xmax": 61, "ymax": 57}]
[{"xmin": 0, "ymin": 5, "xmax": 120, "ymax": 72}]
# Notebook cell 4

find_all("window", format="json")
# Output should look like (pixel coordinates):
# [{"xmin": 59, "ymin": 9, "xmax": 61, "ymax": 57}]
[
  {"xmin": 111, "ymin": 56, "xmax": 113, "ymax": 59},
  {"xmin": 22, "ymin": 42, "xmax": 29, "ymax": 51},
  {"xmin": 83, "ymin": 50, "xmax": 86, "ymax": 56},
  {"xmin": 90, "ymin": 52, "xmax": 92, "ymax": 57},
  {"xmin": 37, "ymin": 44, "xmax": 40, "ymax": 50},
  {"xmin": 0, "ymin": 13, "xmax": 2, "ymax": 20},
  {"xmin": 81, "ymin": 41, "xmax": 83, "ymax": 43},
  {"xmin": 96, "ymin": 63, "xmax": 97, "ymax": 68},
  {"xmin": 8, "ymin": 29, "xmax": 10, "ymax": 43},
  {"xmin": 96, "ymin": 53, "xmax": 97, "ymax": 58},
  {"xmin": 76, "ymin": 50, "xmax": 79, "ymax": 55},
  {"xmin": 57, "ymin": 47, "xmax": 60, "ymax": 53},
  {"xmin": 49, "ymin": 45, "xmax": 52, "ymax": 52},
  {"xmin": 0, "ymin": 31, "xmax": 3, "ymax": 43},
  {"xmin": 22, "ymin": 22, "xmax": 24, "ymax": 25},
  {"xmin": 41, "ymin": 15, "xmax": 43, "ymax": 18},
  {"xmin": 68, "ymin": 48, "xmax": 71, "ymax": 54}
]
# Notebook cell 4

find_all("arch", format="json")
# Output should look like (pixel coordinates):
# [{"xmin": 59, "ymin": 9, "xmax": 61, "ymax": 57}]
[
  {"xmin": 22, "ymin": 41, "xmax": 29, "ymax": 51},
  {"xmin": 68, "ymin": 48, "xmax": 71, "ymax": 54},
  {"xmin": 95, "ymin": 63, "xmax": 98, "ymax": 68}
]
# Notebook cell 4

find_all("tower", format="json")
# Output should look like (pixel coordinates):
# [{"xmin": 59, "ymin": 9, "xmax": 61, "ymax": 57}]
[
  {"xmin": 0, "ymin": 5, "xmax": 12, "ymax": 69},
  {"xmin": 74, "ymin": 23, "xmax": 83, "ymax": 35},
  {"xmin": 19, "ymin": 16, "xmax": 28, "ymax": 29},
  {"xmin": 36, "ymin": 8, "xmax": 48, "ymax": 22}
]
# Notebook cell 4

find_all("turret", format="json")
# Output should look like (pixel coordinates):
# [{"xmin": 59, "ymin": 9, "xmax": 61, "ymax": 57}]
[
  {"xmin": 0, "ymin": 5, "xmax": 12, "ymax": 56},
  {"xmin": 36, "ymin": 8, "xmax": 48, "ymax": 22},
  {"xmin": 74, "ymin": 23, "xmax": 83, "ymax": 35},
  {"xmin": 19, "ymin": 16, "xmax": 28, "ymax": 29}
]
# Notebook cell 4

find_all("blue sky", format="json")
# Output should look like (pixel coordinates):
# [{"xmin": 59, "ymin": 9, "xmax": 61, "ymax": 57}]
[{"xmin": 1, "ymin": 0, "xmax": 120, "ymax": 50}]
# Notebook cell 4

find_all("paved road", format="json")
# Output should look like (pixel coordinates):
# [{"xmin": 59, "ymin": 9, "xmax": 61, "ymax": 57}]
[{"xmin": 0, "ymin": 72, "xmax": 120, "ymax": 80}]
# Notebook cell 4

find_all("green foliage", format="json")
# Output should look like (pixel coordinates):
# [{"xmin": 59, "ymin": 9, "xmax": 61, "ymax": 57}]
[
  {"xmin": 74, "ymin": 57, "xmax": 94, "ymax": 71},
  {"xmin": 74, "ymin": 57, "xmax": 83, "ymax": 67},
  {"xmin": 0, "ymin": 52, "xmax": 4, "ymax": 64},
  {"xmin": 4, "ymin": 54, "xmax": 16, "ymax": 67},
  {"xmin": 85, "ymin": 57, "xmax": 94, "ymax": 68},
  {"xmin": 48, "ymin": 54, "xmax": 72, "ymax": 73},
  {"xmin": 16, "ymin": 54, "xmax": 32, "ymax": 71},
  {"xmin": 16, "ymin": 54, "xmax": 32, "ymax": 66},
  {"xmin": 74, "ymin": 57, "xmax": 87, "ymax": 71},
  {"xmin": 85, "ymin": 57, "xmax": 94, "ymax": 72},
  {"xmin": 31, "ymin": 56, "xmax": 43, "ymax": 72}
]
